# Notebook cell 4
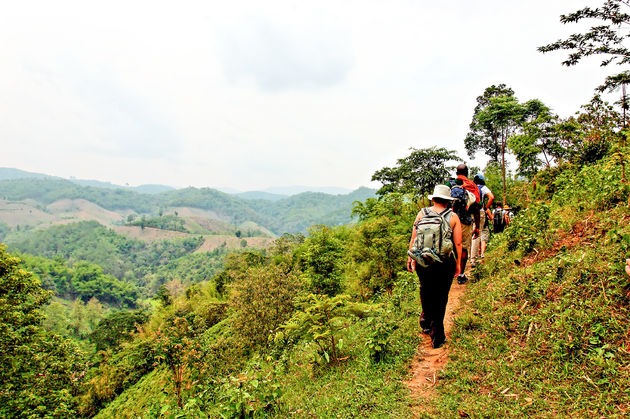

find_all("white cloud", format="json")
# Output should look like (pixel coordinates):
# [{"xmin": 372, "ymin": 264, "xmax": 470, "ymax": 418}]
[{"xmin": 0, "ymin": 0, "xmax": 612, "ymax": 190}]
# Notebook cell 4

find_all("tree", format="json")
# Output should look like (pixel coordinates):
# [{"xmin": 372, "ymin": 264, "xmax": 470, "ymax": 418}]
[
  {"xmin": 466, "ymin": 93, "xmax": 528, "ymax": 205},
  {"xmin": 0, "ymin": 245, "xmax": 84, "ymax": 416},
  {"xmin": 508, "ymin": 100, "xmax": 558, "ymax": 178},
  {"xmin": 229, "ymin": 264, "xmax": 300, "ymax": 347},
  {"xmin": 301, "ymin": 226, "xmax": 344, "ymax": 296},
  {"xmin": 371, "ymin": 147, "xmax": 459, "ymax": 200},
  {"xmin": 154, "ymin": 316, "xmax": 202, "ymax": 408},
  {"xmin": 554, "ymin": 95, "xmax": 623, "ymax": 166},
  {"xmin": 90, "ymin": 309, "xmax": 149, "ymax": 351},
  {"xmin": 465, "ymin": 84, "xmax": 515, "ymax": 162},
  {"xmin": 539, "ymin": 1, "xmax": 630, "ymax": 92}
]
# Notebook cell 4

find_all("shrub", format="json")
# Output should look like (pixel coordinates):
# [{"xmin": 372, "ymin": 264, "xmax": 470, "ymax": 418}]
[{"xmin": 229, "ymin": 265, "xmax": 300, "ymax": 348}]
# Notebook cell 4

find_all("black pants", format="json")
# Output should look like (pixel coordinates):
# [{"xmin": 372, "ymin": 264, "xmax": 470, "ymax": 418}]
[{"xmin": 416, "ymin": 257, "xmax": 455, "ymax": 345}]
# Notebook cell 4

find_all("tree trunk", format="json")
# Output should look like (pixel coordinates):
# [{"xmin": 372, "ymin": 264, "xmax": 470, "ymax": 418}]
[{"xmin": 501, "ymin": 135, "xmax": 507, "ymax": 207}]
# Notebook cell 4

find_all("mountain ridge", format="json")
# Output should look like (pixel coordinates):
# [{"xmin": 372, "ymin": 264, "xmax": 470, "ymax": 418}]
[{"xmin": 0, "ymin": 177, "xmax": 376, "ymax": 234}]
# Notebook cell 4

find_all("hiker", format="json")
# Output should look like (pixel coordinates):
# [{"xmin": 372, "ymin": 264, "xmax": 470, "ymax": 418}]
[
  {"xmin": 504, "ymin": 205, "xmax": 514, "ymax": 225},
  {"xmin": 406, "ymin": 184, "xmax": 462, "ymax": 349},
  {"xmin": 449, "ymin": 164, "xmax": 480, "ymax": 284},
  {"xmin": 492, "ymin": 203, "xmax": 508, "ymax": 234},
  {"xmin": 471, "ymin": 174, "xmax": 494, "ymax": 264},
  {"xmin": 626, "ymin": 259, "xmax": 630, "ymax": 277}
]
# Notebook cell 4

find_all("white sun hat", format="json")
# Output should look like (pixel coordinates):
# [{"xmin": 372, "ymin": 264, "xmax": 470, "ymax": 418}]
[{"xmin": 428, "ymin": 184, "xmax": 456, "ymax": 201}]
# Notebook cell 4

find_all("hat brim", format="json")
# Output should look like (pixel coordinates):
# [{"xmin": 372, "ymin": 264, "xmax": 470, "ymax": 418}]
[{"xmin": 428, "ymin": 194, "xmax": 456, "ymax": 201}]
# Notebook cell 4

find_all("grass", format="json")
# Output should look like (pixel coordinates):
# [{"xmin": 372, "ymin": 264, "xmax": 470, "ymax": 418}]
[
  {"xmin": 93, "ymin": 272, "xmax": 423, "ymax": 418},
  {"xmin": 418, "ymin": 204, "xmax": 630, "ymax": 418}
]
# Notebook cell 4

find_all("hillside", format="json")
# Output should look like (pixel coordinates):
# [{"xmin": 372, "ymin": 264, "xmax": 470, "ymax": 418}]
[
  {"xmin": 416, "ymin": 163, "xmax": 630, "ymax": 417},
  {"xmin": 0, "ymin": 178, "xmax": 376, "ymax": 235}
]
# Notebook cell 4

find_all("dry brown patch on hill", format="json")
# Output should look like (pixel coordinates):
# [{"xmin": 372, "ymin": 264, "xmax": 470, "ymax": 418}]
[
  {"xmin": 184, "ymin": 216, "xmax": 234, "ymax": 234},
  {"xmin": 47, "ymin": 199, "xmax": 126, "ymax": 225},
  {"xmin": 113, "ymin": 226, "xmax": 192, "ymax": 242},
  {"xmin": 0, "ymin": 200, "xmax": 55, "ymax": 227},
  {"xmin": 195, "ymin": 236, "xmax": 274, "ymax": 252},
  {"xmin": 165, "ymin": 207, "xmax": 226, "ymax": 221}
]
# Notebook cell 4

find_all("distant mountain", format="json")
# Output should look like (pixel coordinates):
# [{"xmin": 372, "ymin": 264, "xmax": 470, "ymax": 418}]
[
  {"xmin": 0, "ymin": 167, "xmax": 175, "ymax": 194},
  {"xmin": 68, "ymin": 179, "xmax": 174, "ymax": 194},
  {"xmin": 130, "ymin": 184, "xmax": 175, "ymax": 194},
  {"xmin": 0, "ymin": 168, "xmax": 57, "ymax": 180},
  {"xmin": 0, "ymin": 170, "xmax": 377, "ymax": 234},
  {"xmin": 261, "ymin": 186, "xmax": 353, "ymax": 195},
  {"xmin": 236, "ymin": 191, "xmax": 288, "ymax": 201}
]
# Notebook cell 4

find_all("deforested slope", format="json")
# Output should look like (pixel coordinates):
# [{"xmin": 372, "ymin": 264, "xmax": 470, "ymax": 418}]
[{"xmin": 0, "ymin": 178, "xmax": 376, "ymax": 234}]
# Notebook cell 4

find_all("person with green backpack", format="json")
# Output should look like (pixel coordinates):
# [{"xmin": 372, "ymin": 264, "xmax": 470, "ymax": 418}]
[{"xmin": 406, "ymin": 184, "xmax": 462, "ymax": 348}]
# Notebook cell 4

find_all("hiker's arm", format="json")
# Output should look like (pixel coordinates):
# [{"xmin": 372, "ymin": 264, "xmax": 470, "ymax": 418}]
[
  {"xmin": 473, "ymin": 205, "xmax": 481, "ymax": 238},
  {"xmin": 485, "ymin": 192, "xmax": 495, "ymax": 210},
  {"xmin": 451, "ymin": 214, "xmax": 462, "ymax": 278},
  {"xmin": 626, "ymin": 259, "xmax": 630, "ymax": 277}
]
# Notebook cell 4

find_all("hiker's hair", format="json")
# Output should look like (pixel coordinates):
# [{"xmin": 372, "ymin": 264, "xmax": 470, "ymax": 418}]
[
  {"xmin": 473, "ymin": 175, "xmax": 485, "ymax": 185},
  {"xmin": 432, "ymin": 197, "xmax": 450, "ymax": 205},
  {"xmin": 456, "ymin": 164, "xmax": 468, "ymax": 177}
]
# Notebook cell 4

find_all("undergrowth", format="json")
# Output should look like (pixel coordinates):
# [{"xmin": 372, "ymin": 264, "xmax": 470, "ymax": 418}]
[{"xmin": 420, "ymin": 162, "xmax": 630, "ymax": 417}]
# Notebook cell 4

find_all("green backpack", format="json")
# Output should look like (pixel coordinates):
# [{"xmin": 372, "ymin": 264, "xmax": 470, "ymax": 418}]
[{"xmin": 408, "ymin": 208, "xmax": 454, "ymax": 268}]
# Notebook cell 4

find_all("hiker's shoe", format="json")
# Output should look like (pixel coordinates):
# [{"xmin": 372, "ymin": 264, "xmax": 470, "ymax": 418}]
[
  {"xmin": 457, "ymin": 274, "xmax": 468, "ymax": 285},
  {"xmin": 432, "ymin": 337, "xmax": 446, "ymax": 349}
]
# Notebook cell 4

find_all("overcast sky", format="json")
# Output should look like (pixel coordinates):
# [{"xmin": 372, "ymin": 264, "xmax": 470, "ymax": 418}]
[{"xmin": 0, "ymin": 0, "xmax": 613, "ymax": 191}]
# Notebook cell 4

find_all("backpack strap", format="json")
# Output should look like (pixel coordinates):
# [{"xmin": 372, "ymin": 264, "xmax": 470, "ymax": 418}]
[{"xmin": 414, "ymin": 208, "xmax": 429, "ymax": 230}]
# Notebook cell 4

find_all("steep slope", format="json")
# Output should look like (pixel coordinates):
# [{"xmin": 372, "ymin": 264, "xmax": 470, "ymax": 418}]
[{"xmin": 416, "ymin": 162, "xmax": 630, "ymax": 417}]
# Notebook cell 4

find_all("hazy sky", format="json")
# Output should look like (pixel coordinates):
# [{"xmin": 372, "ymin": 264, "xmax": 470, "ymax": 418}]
[{"xmin": 0, "ymin": 0, "xmax": 613, "ymax": 191}]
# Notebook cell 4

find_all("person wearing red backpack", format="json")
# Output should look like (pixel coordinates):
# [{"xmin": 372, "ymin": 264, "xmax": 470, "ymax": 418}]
[{"xmin": 450, "ymin": 164, "xmax": 480, "ymax": 284}]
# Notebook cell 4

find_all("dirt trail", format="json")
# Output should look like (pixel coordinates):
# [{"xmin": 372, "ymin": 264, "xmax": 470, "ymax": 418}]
[{"xmin": 405, "ymin": 280, "xmax": 467, "ymax": 408}]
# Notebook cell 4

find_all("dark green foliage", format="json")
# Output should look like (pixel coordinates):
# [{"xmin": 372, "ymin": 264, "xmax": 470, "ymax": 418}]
[
  {"xmin": 508, "ymin": 100, "xmax": 558, "ymax": 178},
  {"xmin": 20, "ymin": 254, "xmax": 138, "ymax": 308},
  {"xmin": 156, "ymin": 285, "xmax": 173, "ymax": 306},
  {"xmin": 146, "ymin": 249, "xmax": 226, "ymax": 294},
  {"xmin": 8, "ymin": 221, "xmax": 204, "ymax": 295},
  {"xmin": 246, "ymin": 187, "xmax": 377, "ymax": 233},
  {"xmin": 0, "ymin": 246, "xmax": 84, "ymax": 417},
  {"xmin": 347, "ymin": 193, "xmax": 417, "ymax": 295},
  {"xmin": 91, "ymin": 310, "xmax": 149, "ymax": 351},
  {"xmin": 216, "ymin": 369, "xmax": 282, "ymax": 417},
  {"xmin": 466, "ymin": 87, "xmax": 551, "ymax": 201},
  {"xmin": 465, "ymin": 84, "xmax": 515, "ymax": 162},
  {"xmin": 365, "ymin": 311, "xmax": 399, "ymax": 363},
  {"xmin": 0, "ymin": 178, "xmax": 155, "ymax": 212},
  {"xmin": 371, "ymin": 147, "xmax": 459, "ymax": 198},
  {"xmin": 279, "ymin": 294, "xmax": 364, "ymax": 364},
  {"xmin": 505, "ymin": 202, "xmax": 550, "ymax": 253},
  {"xmin": 301, "ymin": 226, "xmax": 344, "ymax": 296},
  {"xmin": 229, "ymin": 264, "xmax": 300, "ymax": 348}
]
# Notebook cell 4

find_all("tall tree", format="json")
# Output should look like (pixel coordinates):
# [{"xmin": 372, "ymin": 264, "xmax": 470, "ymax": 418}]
[
  {"xmin": 508, "ymin": 100, "xmax": 558, "ymax": 179},
  {"xmin": 467, "ymin": 93, "xmax": 528, "ymax": 205},
  {"xmin": 464, "ymin": 84, "xmax": 515, "ymax": 162},
  {"xmin": 371, "ymin": 147, "xmax": 459, "ymax": 200}
]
